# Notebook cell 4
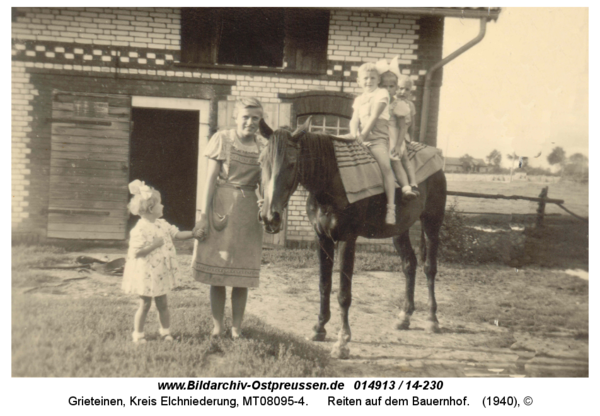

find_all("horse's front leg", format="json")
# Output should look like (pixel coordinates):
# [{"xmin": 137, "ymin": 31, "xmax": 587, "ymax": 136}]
[
  {"xmin": 331, "ymin": 238, "xmax": 356, "ymax": 359},
  {"xmin": 337, "ymin": 238, "xmax": 356, "ymax": 342},
  {"xmin": 312, "ymin": 236, "xmax": 334, "ymax": 341},
  {"xmin": 393, "ymin": 231, "xmax": 417, "ymax": 330}
]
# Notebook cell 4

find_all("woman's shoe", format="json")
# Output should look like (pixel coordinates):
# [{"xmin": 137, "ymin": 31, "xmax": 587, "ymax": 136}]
[
  {"xmin": 132, "ymin": 331, "xmax": 147, "ymax": 344},
  {"xmin": 159, "ymin": 328, "xmax": 173, "ymax": 341}
]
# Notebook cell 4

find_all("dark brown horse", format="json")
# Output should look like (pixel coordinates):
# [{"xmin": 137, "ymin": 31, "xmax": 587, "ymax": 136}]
[{"xmin": 258, "ymin": 120, "xmax": 447, "ymax": 358}]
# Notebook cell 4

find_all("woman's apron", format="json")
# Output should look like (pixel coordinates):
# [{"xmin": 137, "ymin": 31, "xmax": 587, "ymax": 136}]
[{"xmin": 192, "ymin": 144, "xmax": 263, "ymax": 288}]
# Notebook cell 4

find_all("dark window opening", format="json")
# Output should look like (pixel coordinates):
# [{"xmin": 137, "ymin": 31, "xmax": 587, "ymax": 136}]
[
  {"xmin": 181, "ymin": 8, "xmax": 330, "ymax": 73},
  {"xmin": 218, "ymin": 9, "xmax": 285, "ymax": 67}
]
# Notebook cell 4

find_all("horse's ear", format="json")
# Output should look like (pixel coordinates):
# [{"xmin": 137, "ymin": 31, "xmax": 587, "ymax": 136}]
[
  {"xmin": 291, "ymin": 116, "xmax": 311, "ymax": 141},
  {"xmin": 259, "ymin": 119, "xmax": 273, "ymax": 140}
]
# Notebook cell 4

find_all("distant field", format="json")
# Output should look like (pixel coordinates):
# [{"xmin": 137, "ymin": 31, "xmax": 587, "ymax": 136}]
[{"xmin": 446, "ymin": 178, "xmax": 589, "ymax": 217}]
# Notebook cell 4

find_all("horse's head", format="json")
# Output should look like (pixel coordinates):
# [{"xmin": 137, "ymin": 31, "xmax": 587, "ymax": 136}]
[{"xmin": 258, "ymin": 118, "xmax": 310, "ymax": 234}]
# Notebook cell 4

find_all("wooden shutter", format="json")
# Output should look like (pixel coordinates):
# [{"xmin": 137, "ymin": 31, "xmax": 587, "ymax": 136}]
[
  {"xmin": 284, "ymin": 9, "xmax": 330, "ymax": 73},
  {"xmin": 180, "ymin": 8, "xmax": 219, "ymax": 64},
  {"xmin": 47, "ymin": 92, "xmax": 131, "ymax": 240}
]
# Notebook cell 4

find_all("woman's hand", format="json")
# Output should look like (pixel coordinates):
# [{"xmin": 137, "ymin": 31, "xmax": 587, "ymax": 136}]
[
  {"xmin": 152, "ymin": 237, "xmax": 164, "ymax": 248},
  {"xmin": 193, "ymin": 213, "xmax": 209, "ymax": 241},
  {"xmin": 389, "ymin": 148, "xmax": 400, "ymax": 161}
]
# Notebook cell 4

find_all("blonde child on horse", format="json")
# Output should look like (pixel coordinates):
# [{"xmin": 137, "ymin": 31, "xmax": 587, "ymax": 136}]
[{"xmin": 350, "ymin": 62, "xmax": 397, "ymax": 224}]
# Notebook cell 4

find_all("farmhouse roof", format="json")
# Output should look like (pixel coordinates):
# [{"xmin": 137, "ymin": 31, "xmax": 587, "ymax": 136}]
[
  {"xmin": 333, "ymin": 7, "xmax": 502, "ymax": 22},
  {"xmin": 444, "ymin": 157, "xmax": 462, "ymax": 166}
]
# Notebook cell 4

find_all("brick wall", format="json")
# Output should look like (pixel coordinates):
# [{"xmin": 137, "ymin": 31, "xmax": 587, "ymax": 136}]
[
  {"xmin": 12, "ymin": 8, "xmax": 442, "ymax": 101},
  {"xmin": 11, "ymin": 7, "xmax": 444, "ymax": 242}
]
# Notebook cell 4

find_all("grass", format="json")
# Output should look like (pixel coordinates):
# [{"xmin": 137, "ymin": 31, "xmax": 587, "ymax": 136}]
[
  {"xmin": 435, "ymin": 265, "xmax": 589, "ymax": 334},
  {"xmin": 12, "ymin": 292, "xmax": 336, "ymax": 377},
  {"xmin": 12, "ymin": 294, "xmax": 336, "ymax": 377},
  {"xmin": 12, "ymin": 245, "xmax": 336, "ymax": 378},
  {"xmin": 12, "ymin": 208, "xmax": 588, "ymax": 376},
  {"xmin": 12, "ymin": 245, "xmax": 72, "ymax": 288}
]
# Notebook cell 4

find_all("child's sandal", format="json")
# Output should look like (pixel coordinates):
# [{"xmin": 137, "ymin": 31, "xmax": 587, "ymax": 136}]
[
  {"xmin": 385, "ymin": 204, "xmax": 396, "ymax": 224},
  {"xmin": 162, "ymin": 334, "xmax": 174, "ymax": 342},
  {"xmin": 401, "ymin": 186, "xmax": 417, "ymax": 201}
]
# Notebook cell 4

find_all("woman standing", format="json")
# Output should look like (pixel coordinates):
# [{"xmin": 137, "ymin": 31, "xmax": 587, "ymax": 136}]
[{"xmin": 192, "ymin": 97, "xmax": 266, "ymax": 339}]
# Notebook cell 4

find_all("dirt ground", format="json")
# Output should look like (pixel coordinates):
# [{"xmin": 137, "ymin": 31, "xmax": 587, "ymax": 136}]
[{"xmin": 18, "ymin": 247, "xmax": 588, "ymax": 378}]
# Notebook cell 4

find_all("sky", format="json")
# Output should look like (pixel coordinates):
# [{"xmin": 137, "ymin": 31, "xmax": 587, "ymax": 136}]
[{"xmin": 438, "ymin": 7, "xmax": 588, "ymax": 168}]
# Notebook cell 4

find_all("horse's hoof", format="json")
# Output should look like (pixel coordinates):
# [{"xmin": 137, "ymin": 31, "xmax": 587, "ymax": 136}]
[
  {"xmin": 396, "ymin": 320, "xmax": 411, "ymax": 330},
  {"xmin": 310, "ymin": 332, "xmax": 327, "ymax": 342},
  {"xmin": 331, "ymin": 342, "xmax": 350, "ymax": 359},
  {"xmin": 425, "ymin": 321, "xmax": 441, "ymax": 333},
  {"xmin": 396, "ymin": 312, "xmax": 411, "ymax": 330}
]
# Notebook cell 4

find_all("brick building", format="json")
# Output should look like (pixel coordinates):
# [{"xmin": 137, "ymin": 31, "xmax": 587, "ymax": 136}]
[{"xmin": 11, "ymin": 7, "xmax": 500, "ymax": 245}]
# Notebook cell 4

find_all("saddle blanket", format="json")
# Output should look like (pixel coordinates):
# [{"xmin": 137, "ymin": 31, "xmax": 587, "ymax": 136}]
[{"xmin": 332, "ymin": 140, "xmax": 444, "ymax": 204}]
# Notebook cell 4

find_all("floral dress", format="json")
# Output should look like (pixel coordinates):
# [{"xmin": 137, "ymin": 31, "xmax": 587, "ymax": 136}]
[{"xmin": 122, "ymin": 218, "xmax": 180, "ymax": 297}]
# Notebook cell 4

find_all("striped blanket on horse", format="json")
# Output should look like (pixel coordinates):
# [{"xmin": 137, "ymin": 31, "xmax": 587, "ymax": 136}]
[{"xmin": 332, "ymin": 140, "xmax": 443, "ymax": 203}]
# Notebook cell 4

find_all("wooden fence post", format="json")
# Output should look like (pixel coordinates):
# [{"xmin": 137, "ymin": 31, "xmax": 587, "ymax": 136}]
[{"xmin": 536, "ymin": 186, "xmax": 548, "ymax": 229}]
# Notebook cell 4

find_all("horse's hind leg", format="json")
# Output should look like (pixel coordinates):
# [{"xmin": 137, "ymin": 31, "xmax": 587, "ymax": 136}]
[
  {"xmin": 331, "ymin": 238, "xmax": 355, "ymax": 359},
  {"xmin": 421, "ymin": 213, "xmax": 443, "ymax": 334},
  {"xmin": 312, "ymin": 236, "xmax": 334, "ymax": 342},
  {"xmin": 393, "ymin": 231, "xmax": 417, "ymax": 330}
]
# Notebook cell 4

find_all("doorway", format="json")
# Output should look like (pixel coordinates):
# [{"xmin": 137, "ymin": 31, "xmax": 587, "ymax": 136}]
[{"xmin": 129, "ymin": 108, "xmax": 199, "ymax": 231}]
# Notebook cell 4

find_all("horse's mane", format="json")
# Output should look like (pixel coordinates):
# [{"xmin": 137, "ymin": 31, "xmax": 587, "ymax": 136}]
[
  {"xmin": 297, "ymin": 131, "xmax": 338, "ymax": 192},
  {"xmin": 261, "ymin": 129, "xmax": 338, "ymax": 194}
]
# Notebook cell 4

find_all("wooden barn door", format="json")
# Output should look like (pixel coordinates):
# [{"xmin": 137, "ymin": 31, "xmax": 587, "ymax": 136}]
[
  {"xmin": 47, "ymin": 91, "xmax": 131, "ymax": 240},
  {"xmin": 217, "ymin": 100, "xmax": 291, "ymax": 247}
]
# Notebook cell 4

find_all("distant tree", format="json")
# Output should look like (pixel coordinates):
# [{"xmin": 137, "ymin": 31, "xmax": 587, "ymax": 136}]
[
  {"xmin": 459, "ymin": 154, "xmax": 475, "ymax": 173},
  {"xmin": 486, "ymin": 149, "xmax": 502, "ymax": 171},
  {"xmin": 547, "ymin": 146, "xmax": 566, "ymax": 167},
  {"xmin": 564, "ymin": 153, "xmax": 589, "ymax": 182},
  {"xmin": 568, "ymin": 153, "xmax": 588, "ymax": 164}
]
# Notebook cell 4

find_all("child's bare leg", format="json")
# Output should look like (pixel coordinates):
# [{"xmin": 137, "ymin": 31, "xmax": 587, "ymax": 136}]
[
  {"xmin": 231, "ymin": 287, "xmax": 248, "ymax": 339},
  {"xmin": 391, "ymin": 159, "xmax": 409, "ymax": 187},
  {"xmin": 369, "ymin": 144, "xmax": 396, "ymax": 204},
  {"xmin": 155, "ymin": 295, "xmax": 172, "ymax": 340},
  {"xmin": 210, "ymin": 285, "xmax": 226, "ymax": 337},
  {"xmin": 133, "ymin": 296, "xmax": 152, "ymax": 342},
  {"xmin": 369, "ymin": 144, "xmax": 396, "ymax": 223}
]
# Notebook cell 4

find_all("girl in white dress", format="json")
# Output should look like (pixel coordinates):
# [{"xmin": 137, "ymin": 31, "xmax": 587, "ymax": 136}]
[{"xmin": 122, "ymin": 180, "xmax": 194, "ymax": 343}]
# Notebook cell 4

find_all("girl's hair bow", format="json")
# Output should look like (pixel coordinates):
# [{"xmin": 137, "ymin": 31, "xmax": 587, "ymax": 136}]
[
  {"xmin": 375, "ymin": 56, "xmax": 402, "ymax": 80},
  {"xmin": 128, "ymin": 179, "xmax": 153, "ymax": 200}
]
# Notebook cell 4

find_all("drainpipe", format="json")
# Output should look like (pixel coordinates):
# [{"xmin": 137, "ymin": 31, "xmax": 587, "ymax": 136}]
[{"xmin": 419, "ymin": 17, "xmax": 488, "ymax": 144}]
